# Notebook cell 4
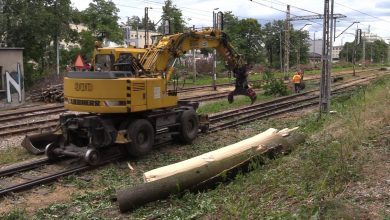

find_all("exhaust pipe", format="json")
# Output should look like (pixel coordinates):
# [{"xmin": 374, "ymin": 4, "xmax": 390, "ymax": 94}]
[{"xmin": 21, "ymin": 132, "xmax": 62, "ymax": 155}]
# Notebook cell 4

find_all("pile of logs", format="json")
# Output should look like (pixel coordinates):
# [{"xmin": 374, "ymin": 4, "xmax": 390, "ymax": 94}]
[
  {"xmin": 30, "ymin": 84, "xmax": 64, "ymax": 103},
  {"xmin": 116, "ymin": 127, "xmax": 305, "ymax": 212}
]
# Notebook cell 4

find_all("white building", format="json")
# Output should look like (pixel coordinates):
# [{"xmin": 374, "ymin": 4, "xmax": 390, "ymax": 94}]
[
  {"xmin": 309, "ymin": 38, "xmax": 344, "ymax": 61},
  {"xmin": 364, "ymin": 32, "xmax": 384, "ymax": 43},
  {"xmin": 309, "ymin": 39, "xmax": 323, "ymax": 55},
  {"xmin": 60, "ymin": 24, "xmax": 89, "ymax": 50},
  {"xmin": 332, "ymin": 45, "xmax": 343, "ymax": 60},
  {"xmin": 122, "ymin": 26, "xmax": 160, "ymax": 48}
]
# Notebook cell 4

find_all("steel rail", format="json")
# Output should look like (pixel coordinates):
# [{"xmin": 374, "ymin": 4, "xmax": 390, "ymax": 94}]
[
  {"xmin": 0, "ymin": 105, "xmax": 64, "ymax": 119},
  {"xmin": 0, "ymin": 122, "xmax": 58, "ymax": 137},
  {"xmin": 0, "ymin": 158, "xmax": 51, "ymax": 178},
  {"xmin": 208, "ymin": 75, "xmax": 381, "ymax": 132},
  {"xmin": 0, "ymin": 118, "xmax": 58, "ymax": 132},
  {"xmin": 0, "ymin": 153, "xmax": 123, "ymax": 196},
  {"xmin": 0, "ymin": 108, "xmax": 66, "ymax": 123}
]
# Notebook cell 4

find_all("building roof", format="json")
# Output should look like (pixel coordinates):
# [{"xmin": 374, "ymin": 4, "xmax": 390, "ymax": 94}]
[
  {"xmin": 0, "ymin": 47, "xmax": 24, "ymax": 50},
  {"xmin": 309, "ymin": 52, "xmax": 322, "ymax": 58}
]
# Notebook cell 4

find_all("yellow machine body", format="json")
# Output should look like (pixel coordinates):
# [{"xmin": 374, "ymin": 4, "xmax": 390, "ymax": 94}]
[
  {"xmin": 64, "ymin": 29, "xmax": 247, "ymax": 114},
  {"xmin": 64, "ymin": 76, "xmax": 178, "ymax": 113},
  {"xmin": 23, "ymin": 28, "xmax": 251, "ymax": 164}
]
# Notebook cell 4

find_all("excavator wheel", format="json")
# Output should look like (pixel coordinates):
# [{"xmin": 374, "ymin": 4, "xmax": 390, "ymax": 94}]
[
  {"xmin": 178, "ymin": 109, "xmax": 199, "ymax": 144},
  {"xmin": 126, "ymin": 119, "xmax": 155, "ymax": 157}
]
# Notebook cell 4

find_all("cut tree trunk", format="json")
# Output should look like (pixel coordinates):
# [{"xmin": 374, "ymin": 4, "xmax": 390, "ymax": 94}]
[{"xmin": 116, "ymin": 127, "xmax": 305, "ymax": 212}]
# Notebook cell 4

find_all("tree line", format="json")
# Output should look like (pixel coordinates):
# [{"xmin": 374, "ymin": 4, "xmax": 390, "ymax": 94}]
[{"xmin": 0, "ymin": 0, "xmax": 313, "ymax": 87}]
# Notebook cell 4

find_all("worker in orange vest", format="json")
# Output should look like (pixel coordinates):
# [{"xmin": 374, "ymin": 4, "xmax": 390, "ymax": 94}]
[{"xmin": 292, "ymin": 71, "xmax": 302, "ymax": 93}]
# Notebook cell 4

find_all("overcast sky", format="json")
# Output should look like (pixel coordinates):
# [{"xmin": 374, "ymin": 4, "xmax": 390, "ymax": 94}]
[{"xmin": 71, "ymin": 0, "xmax": 390, "ymax": 46}]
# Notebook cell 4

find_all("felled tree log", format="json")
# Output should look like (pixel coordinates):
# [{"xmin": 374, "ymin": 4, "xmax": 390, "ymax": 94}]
[{"xmin": 116, "ymin": 127, "xmax": 305, "ymax": 212}]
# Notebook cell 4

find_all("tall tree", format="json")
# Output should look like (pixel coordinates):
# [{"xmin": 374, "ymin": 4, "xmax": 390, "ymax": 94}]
[
  {"xmin": 340, "ymin": 39, "xmax": 388, "ymax": 64},
  {"xmin": 46, "ymin": 0, "xmax": 76, "ymax": 67},
  {"xmin": 81, "ymin": 0, "xmax": 122, "ymax": 43},
  {"xmin": 224, "ymin": 13, "xmax": 264, "ymax": 64},
  {"xmin": 263, "ymin": 20, "xmax": 284, "ymax": 68},
  {"xmin": 290, "ymin": 26, "xmax": 310, "ymax": 66},
  {"xmin": 127, "ymin": 16, "xmax": 142, "ymax": 30},
  {"xmin": 158, "ymin": 0, "xmax": 185, "ymax": 33}
]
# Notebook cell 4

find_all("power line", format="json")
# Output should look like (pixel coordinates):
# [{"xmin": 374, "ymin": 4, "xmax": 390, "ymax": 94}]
[
  {"xmin": 335, "ymin": 2, "xmax": 390, "ymax": 24},
  {"xmin": 249, "ymin": 0, "xmax": 286, "ymax": 14},
  {"xmin": 258, "ymin": 0, "xmax": 321, "ymax": 15},
  {"xmin": 248, "ymin": 0, "xmax": 323, "ymax": 26}
]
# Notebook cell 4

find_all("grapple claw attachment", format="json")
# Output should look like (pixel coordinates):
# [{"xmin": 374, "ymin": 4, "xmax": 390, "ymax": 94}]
[{"xmin": 227, "ymin": 88, "xmax": 257, "ymax": 105}]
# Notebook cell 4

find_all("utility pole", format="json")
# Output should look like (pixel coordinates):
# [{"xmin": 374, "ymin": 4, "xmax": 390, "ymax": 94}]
[
  {"xmin": 192, "ymin": 25, "xmax": 196, "ymax": 83},
  {"xmin": 319, "ymin": 0, "xmax": 334, "ymax": 114},
  {"xmin": 279, "ymin": 31, "xmax": 283, "ymax": 73},
  {"xmin": 212, "ymin": 8, "xmax": 219, "ymax": 90},
  {"xmin": 144, "ymin": 7, "xmax": 150, "ymax": 47},
  {"xmin": 353, "ymin": 29, "xmax": 362, "ymax": 76},
  {"xmin": 388, "ymin": 39, "xmax": 390, "ymax": 65},
  {"xmin": 362, "ymin": 32, "xmax": 365, "ymax": 67},
  {"xmin": 284, "ymin": 5, "xmax": 290, "ymax": 80},
  {"xmin": 55, "ymin": 0, "xmax": 60, "ymax": 77},
  {"xmin": 313, "ymin": 32, "xmax": 316, "ymax": 63}
]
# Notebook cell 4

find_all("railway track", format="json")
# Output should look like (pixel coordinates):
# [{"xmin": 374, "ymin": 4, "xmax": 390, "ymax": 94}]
[
  {"xmin": 0, "ymin": 72, "xmax": 381, "ymax": 138},
  {"xmin": 0, "ymin": 151, "xmax": 123, "ymax": 197},
  {"xmin": 0, "ymin": 68, "xmax": 381, "ymax": 136},
  {"xmin": 0, "ymin": 105, "xmax": 65, "ymax": 123},
  {"xmin": 0, "ymin": 73, "xmax": 382, "ymax": 196},
  {"xmin": 207, "ymin": 75, "xmax": 378, "ymax": 132}
]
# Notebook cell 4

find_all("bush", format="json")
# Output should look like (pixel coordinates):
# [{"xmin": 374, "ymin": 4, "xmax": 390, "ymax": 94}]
[
  {"xmin": 24, "ymin": 62, "xmax": 44, "ymax": 89},
  {"xmin": 262, "ymin": 69, "xmax": 289, "ymax": 96}
]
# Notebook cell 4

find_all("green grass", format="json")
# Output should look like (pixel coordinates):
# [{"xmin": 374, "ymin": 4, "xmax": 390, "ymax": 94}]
[
  {"xmin": 0, "ymin": 147, "xmax": 37, "ymax": 166},
  {"xmin": 170, "ymin": 64, "xmax": 379, "ymax": 88},
  {"xmin": 2, "ymin": 75, "xmax": 389, "ymax": 219},
  {"xmin": 197, "ymin": 93, "xmax": 272, "ymax": 115}
]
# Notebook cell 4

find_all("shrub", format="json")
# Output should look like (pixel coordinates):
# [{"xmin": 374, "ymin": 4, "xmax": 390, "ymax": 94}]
[{"xmin": 262, "ymin": 69, "xmax": 289, "ymax": 96}]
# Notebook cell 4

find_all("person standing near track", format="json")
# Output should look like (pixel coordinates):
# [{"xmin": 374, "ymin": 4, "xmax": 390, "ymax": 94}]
[{"xmin": 292, "ymin": 71, "xmax": 302, "ymax": 93}]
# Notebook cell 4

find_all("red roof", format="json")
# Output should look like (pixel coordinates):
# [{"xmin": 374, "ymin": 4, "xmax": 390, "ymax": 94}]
[{"xmin": 74, "ymin": 54, "xmax": 85, "ymax": 68}]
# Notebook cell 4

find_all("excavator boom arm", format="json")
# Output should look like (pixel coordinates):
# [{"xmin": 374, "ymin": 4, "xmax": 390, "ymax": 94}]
[{"xmin": 138, "ymin": 29, "xmax": 257, "ymax": 103}]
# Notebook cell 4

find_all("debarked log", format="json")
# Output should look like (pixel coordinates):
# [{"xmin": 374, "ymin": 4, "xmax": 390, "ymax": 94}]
[{"xmin": 116, "ymin": 127, "xmax": 305, "ymax": 212}]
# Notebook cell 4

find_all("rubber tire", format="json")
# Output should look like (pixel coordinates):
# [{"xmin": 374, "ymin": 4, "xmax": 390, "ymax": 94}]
[
  {"xmin": 126, "ymin": 119, "xmax": 155, "ymax": 157},
  {"xmin": 178, "ymin": 109, "xmax": 199, "ymax": 144}
]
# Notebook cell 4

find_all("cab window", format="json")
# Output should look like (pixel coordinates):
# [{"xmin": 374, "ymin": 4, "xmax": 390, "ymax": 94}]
[{"xmin": 95, "ymin": 54, "xmax": 114, "ymax": 71}]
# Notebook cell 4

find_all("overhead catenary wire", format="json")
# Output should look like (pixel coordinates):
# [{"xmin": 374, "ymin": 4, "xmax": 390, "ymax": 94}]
[
  {"xmin": 335, "ymin": 2, "xmax": 390, "ymax": 24},
  {"xmin": 248, "ymin": 0, "xmax": 322, "ymax": 26}
]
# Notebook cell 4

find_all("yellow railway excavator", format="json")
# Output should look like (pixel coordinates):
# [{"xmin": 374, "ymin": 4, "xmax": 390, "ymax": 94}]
[{"xmin": 22, "ymin": 28, "xmax": 257, "ymax": 165}]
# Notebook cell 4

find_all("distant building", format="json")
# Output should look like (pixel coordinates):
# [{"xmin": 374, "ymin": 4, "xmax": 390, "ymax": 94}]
[
  {"xmin": 332, "ymin": 45, "xmax": 343, "ymax": 61},
  {"xmin": 0, "ymin": 48, "xmax": 25, "ymax": 108},
  {"xmin": 308, "ymin": 39, "xmax": 322, "ymax": 65},
  {"xmin": 309, "ymin": 38, "xmax": 344, "ymax": 62},
  {"xmin": 60, "ymin": 24, "xmax": 88, "ymax": 50},
  {"xmin": 309, "ymin": 39, "xmax": 323, "ymax": 55},
  {"xmin": 364, "ymin": 33, "xmax": 384, "ymax": 43},
  {"xmin": 121, "ymin": 26, "xmax": 160, "ymax": 48}
]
